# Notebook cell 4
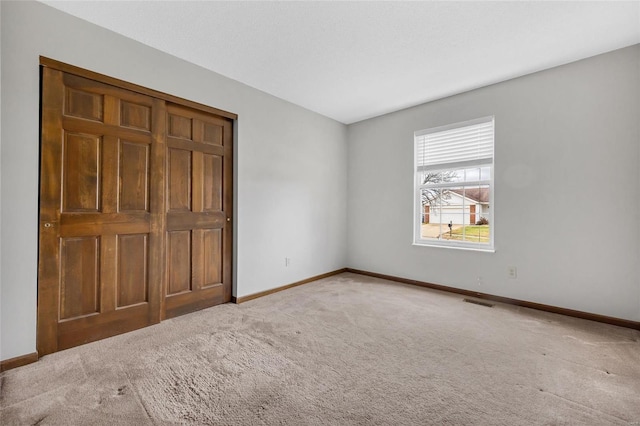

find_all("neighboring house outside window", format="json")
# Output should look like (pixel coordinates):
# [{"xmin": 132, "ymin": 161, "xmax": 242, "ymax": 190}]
[{"xmin": 414, "ymin": 117, "xmax": 494, "ymax": 251}]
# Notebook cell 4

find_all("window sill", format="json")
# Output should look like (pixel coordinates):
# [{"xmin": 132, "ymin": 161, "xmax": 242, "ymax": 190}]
[{"xmin": 412, "ymin": 242, "xmax": 495, "ymax": 253}]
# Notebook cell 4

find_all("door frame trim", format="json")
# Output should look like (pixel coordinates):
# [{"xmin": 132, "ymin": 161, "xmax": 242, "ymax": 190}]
[{"xmin": 40, "ymin": 57, "xmax": 237, "ymax": 120}]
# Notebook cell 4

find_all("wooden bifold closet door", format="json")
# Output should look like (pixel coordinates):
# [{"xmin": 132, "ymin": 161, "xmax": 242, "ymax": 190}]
[{"xmin": 38, "ymin": 65, "xmax": 233, "ymax": 356}]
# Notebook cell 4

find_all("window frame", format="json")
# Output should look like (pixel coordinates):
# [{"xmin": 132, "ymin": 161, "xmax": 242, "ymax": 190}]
[{"xmin": 413, "ymin": 116, "xmax": 495, "ymax": 252}]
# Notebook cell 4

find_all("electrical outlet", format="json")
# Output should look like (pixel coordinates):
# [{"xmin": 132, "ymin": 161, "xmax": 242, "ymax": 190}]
[
  {"xmin": 508, "ymin": 266, "xmax": 517, "ymax": 279},
  {"xmin": 285, "ymin": 257, "xmax": 291, "ymax": 267},
  {"xmin": 477, "ymin": 276, "xmax": 483, "ymax": 286}
]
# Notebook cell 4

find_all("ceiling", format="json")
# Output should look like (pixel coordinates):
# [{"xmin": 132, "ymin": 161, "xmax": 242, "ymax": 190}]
[{"xmin": 41, "ymin": 1, "xmax": 640, "ymax": 124}]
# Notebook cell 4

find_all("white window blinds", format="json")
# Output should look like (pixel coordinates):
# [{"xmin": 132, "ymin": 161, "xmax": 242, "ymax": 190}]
[{"xmin": 415, "ymin": 117, "xmax": 494, "ymax": 171}]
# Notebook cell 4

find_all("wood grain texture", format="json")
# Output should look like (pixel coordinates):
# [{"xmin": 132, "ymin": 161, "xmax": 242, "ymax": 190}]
[
  {"xmin": 117, "ymin": 234, "xmax": 149, "ymax": 307},
  {"xmin": 38, "ymin": 60, "xmax": 234, "ymax": 356},
  {"xmin": 346, "ymin": 268, "xmax": 640, "ymax": 331},
  {"xmin": 38, "ymin": 68, "xmax": 65, "ymax": 355},
  {"xmin": 63, "ymin": 133, "xmax": 101, "ymax": 212},
  {"xmin": 119, "ymin": 141, "xmax": 150, "ymax": 212},
  {"xmin": 168, "ymin": 148, "xmax": 192, "ymax": 211},
  {"xmin": 120, "ymin": 100, "xmax": 151, "ymax": 131},
  {"xmin": 99, "ymin": 235, "xmax": 117, "ymax": 314},
  {"xmin": 164, "ymin": 103, "xmax": 233, "ymax": 316},
  {"xmin": 166, "ymin": 231, "xmax": 192, "ymax": 295},
  {"xmin": 202, "ymin": 229, "xmax": 222, "ymax": 286},
  {"xmin": 65, "ymin": 87, "xmax": 103, "ymax": 121},
  {"xmin": 168, "ymin": 114, "xmax": 192, "ymax": 139},
  {"xmin": 164, "ymin": 284, "xmax": 225, "ymax": 319},
  {"xmin": 41, "ymin": 56, "xmax": 237, "ymax": 120},
  {"xmin": 59, "ymin": 237, "xmax": 100, "ymax": 320},
  {"xmin": 149, "ymin": 97, "xmax": 167, "ymax": 323},
  {"xmin": 202, "ymin": 154, "xmax": 222, "ymax": 212},
  {"xmin": 38, "ymin": 68, "xmax": 162, "ymax": 355}
]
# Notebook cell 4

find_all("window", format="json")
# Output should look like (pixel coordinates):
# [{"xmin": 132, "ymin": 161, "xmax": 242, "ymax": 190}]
[{"xmin": 414, "ymin": 117, "xmax": 494, "ymax": 250}]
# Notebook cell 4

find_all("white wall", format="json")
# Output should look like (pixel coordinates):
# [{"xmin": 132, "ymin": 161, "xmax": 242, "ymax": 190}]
[
  {"xmin": 348, "ymin": 45, "xmax": 640, "ymax": 322},
  {"xmin": 0, "ymin": 1, "xmax": 347, "ymax": 361}
]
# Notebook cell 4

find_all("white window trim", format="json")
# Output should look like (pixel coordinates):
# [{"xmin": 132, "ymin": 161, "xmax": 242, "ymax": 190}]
[{"xmin": 413, "ymin": 116, "xmax": 495, "ymax": 252}]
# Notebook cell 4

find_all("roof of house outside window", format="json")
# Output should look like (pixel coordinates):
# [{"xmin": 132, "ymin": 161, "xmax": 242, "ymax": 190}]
[{"xmin": 450, "ymin": 188, "xmax": 489, "ymax": 203}]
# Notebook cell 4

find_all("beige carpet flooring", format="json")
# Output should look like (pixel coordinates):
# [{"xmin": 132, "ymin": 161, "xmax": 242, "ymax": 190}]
[{"xmin": 1, "ymin": 272, "xmax": 640, "ymax": 425}]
